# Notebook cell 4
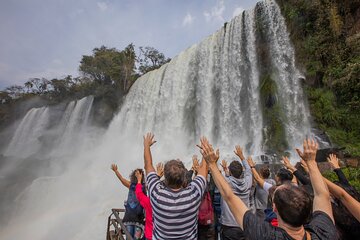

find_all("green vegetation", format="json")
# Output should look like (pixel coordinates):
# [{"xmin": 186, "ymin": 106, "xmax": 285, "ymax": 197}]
[
  {"xmin": 276, "ymin": 0, "xmax": 360, "ymax": 156},
  {"xmin": 323, "ymin": 167, "xmax": 360, "ymax": 192},
  {"xmin": 260, "ymin": 74, "xmax": 288, "ymax": 153},
  {"xmin": 0, "ymin": 44, "xmax": 170, "ymax": 127}
]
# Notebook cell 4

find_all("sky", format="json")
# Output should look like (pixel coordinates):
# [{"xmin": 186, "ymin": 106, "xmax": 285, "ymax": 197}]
[{"xmin": 0, "ymin": 0, "xmax": 258, "ymax": 89}]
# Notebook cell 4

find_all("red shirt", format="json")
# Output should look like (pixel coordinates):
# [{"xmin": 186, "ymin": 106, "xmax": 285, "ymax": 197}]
[{"xmin": 135, "ymin": 183, "xmax": 153, "ymax": 240}]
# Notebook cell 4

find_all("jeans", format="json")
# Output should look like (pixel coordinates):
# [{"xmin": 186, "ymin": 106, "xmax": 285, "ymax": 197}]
[{"xmin": 125, "ymin": 224, "xmax": 143, "ymax": 240}]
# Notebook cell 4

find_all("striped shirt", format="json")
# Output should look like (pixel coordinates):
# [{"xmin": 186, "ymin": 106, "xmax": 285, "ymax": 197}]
[{"xmin": 147, "ymin": 171, "xmax": 206, "ymax": 240}]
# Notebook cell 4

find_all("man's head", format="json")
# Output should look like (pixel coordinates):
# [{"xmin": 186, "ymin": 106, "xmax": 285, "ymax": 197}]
[
  {"xmin": 229, "ymin": 161, "xmax": 243, "ymax": 179},
  {"xmin": 259, "ymin": 166, "xmax": 271, "ymax": 179},
  {"xmin": 164, "ymin": 159, "xmax": 186, "ymax": 189},
  {"xmin": 273, "ymin": 184, "xmax": 312, "ymax": 227},
  {"xmin": 275, "ymin": 168, "xmax": 293, "ymax": 185}
]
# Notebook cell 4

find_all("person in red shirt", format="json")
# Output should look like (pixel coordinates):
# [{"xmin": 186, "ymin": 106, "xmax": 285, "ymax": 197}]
[{"xmin": 135, "ymin": 170, "xmax": 153, "ymax": 240}]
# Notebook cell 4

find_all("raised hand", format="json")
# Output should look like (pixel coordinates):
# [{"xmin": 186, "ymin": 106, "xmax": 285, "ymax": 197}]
[
  {"xmin": 192, "ymin": 155, "xmax": 200, "ymax": 172},
  {"xmin": 296, "ymin": 139, "xmax": 318, "ymax": 162},
  {"xmin": 327, "ymin": 154, "xmax": 340, "ymax": 169},
  {"xmin": 247, "ymin": 156, "xmax": 256, "ymax": 168},
  {"xmin": 111, "ymin": 164, "xmax": 118, "ymax": 172},
  {"xmin": 300, "ymin": 159, "xmax": 309, "ymax": 173},
  {"xmin": 234, "ymin": 145, "xmax": 245, "ymax": 160},
  {"xmin": 197, "ymin": 137, "xmax": 219, "ymax": 165},
  {"xmin": 143, "ymin": 132, "xmax": 156, "ymax": 148},
  {"xmin": 282, "ymin": 156, "xmax": 296, "ymax": 172},
  {"xmin": 220, "ymin": 159, "xmax": 228, "ymax": 172},
  {"xmin": 135, "ymin": 170, "xmax": 143, "ymax": 183},
  {"xmin": 156, "ymin": 162, "xmax": 164, "ymax": 177}
]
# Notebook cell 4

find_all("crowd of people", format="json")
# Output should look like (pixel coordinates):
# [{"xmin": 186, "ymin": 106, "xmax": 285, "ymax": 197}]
[{"xmin": 111, "ymin": 133, "xmax": 360, "ymax": 240}]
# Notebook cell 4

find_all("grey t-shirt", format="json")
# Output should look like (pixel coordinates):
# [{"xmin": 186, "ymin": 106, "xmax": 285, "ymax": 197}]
[
  {"xmin": 220, "ymin": 160, "xmax": 252, "ymax": 227},
  {"xmin": 254, "ymin": 178, "xmax": 276, "ymax": 210}
]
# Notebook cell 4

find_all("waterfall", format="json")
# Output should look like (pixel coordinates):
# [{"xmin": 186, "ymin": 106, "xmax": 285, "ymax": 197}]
[
  {"xmin": 52, "ymin": 96, "xmax": 94, "ymax": 157},
  {"xmin": 109, "ymin": 0, "xmax": 310, "ymax": 159},
  {"xmin": 4, "ymin": 106, "xmax": 49, "ymax": 158},
  {"xmin": 0, "ymin": 1, "xmax": 312, "ymax": 239}
]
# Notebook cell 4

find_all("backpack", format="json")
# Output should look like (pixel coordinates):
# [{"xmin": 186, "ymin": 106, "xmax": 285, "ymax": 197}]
[
  {"xmin": 198, "ymin": 191, "xmax": 214, "ymax": 225},
  {"xmin": 124, "ymin": 184, "xmax": 145, "ymax": 220}
]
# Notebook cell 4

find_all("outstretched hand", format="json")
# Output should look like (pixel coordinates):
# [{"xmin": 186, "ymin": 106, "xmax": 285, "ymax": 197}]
[
  {"xmin": 220, "ymin": 159, "xmax": 228, "ymax": 172},
  {"xmin": 234, "ymin": 145, "xmax": 245, "ymax": 160},
  {"xmin": 111, "ymin": 164, "xmax": 118, "ymax": 172},
  {"xmin": 281, "ymin": 156, "xmax": 296, "ymax": 172},
  {"xmin": 192, "ymin": 155, "xmax": 200, "ymax": 172},
  {"xmin": 135, "ymin": 170, "xmax": 143, "ymax": 183},
  {"xmin": 156, "ymin": 162, "xmax": 164, "ymax": 177},
  {"xmin": 197, "ymin": 137, "xmax": 219, "ymax": 165},
  {"xmin": 296, "ymin": 138, "xmax": 318, "ymax": 163},
  {"xmin": 247, "ymin": 156, "xmax": 256, "ymax": 168},
  {"xmin": 143, "ymin": 132, "xmax": 156, "ymax": 148},
  {"xmin": 300, "ymin": 159, "xmax": 309, "ymax": 173},
  {"xmin": 327, "ymin": 154, "xmax": 340, "ymax": 169}
]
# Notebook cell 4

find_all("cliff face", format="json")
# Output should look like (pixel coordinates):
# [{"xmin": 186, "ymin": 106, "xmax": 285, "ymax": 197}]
[{"xmin": 276, "ymin": 0, "xmax": 360, "ymax": 156}]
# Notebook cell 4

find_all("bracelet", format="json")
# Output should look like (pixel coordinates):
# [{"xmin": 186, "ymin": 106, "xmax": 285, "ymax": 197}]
[{"xmin": 250, "ymin": 166, "xmax": 255, "ymax": 168}]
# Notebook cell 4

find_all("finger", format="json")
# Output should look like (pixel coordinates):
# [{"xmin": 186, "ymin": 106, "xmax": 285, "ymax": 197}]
[{"xmin": 296, "ymin": 148, "xmax": 304, "ymax": 159}]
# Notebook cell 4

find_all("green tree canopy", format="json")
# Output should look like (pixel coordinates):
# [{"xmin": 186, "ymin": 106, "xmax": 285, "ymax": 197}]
[{"xmin": 79, "ymin": 44, "xmax": 136, "ymax": 94}]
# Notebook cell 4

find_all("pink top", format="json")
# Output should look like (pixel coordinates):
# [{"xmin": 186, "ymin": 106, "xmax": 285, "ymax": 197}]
[{"xmin": 135, "ymin": 183, "xmax": 153, "ymax": 240}]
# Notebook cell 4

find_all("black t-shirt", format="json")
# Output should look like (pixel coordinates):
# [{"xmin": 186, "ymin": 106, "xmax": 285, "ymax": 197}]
[{"xmin": 243, "ymin": 210, "xmax": 338, "ymax": 240}]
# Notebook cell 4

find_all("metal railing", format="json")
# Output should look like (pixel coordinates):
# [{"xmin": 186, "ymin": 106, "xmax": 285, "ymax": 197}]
[{"xmin": 106, "ymin": 208, "xmax": 133, "ymax": 240}]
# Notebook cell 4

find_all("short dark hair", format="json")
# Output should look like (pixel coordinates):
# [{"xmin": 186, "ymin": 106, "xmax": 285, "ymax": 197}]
[
  {"xmin": 229, "ymin": 161, "xmax": 243, "ymax": 179},
  {"xmin": 273, "ymin": 184, "xmax": 312, "ymax": 227},
  {"xmin": 259, "ymin": 166, "xmax": 270, "ymax": 179},
  {"xmin": 164, "ymin": 159, "xmax": 186, "ymax": 189},
  {"xmin": 276, "ymin": 168, "xmax": 293, "ymax": 184}
]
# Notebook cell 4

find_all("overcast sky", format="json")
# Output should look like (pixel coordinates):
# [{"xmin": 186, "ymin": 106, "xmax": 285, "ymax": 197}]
[{"xmin": 0, "ymin": 0, "xmax": 257, "ymax": 89}]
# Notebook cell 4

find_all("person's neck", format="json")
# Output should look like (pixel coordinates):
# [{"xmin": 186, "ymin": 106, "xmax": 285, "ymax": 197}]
[{"xmin": 278, "ymin": 218, "xmax": 305, "ymax": 240}]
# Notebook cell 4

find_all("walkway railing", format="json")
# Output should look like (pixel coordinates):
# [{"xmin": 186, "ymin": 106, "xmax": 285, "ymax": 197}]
[{"xmin": 106, "ymin": 208, "xmax": 133, "ymax": 240}]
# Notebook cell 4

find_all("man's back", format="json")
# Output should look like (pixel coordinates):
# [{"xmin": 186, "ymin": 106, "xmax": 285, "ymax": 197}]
[
  {"xmin": 243, "ymin": 210, "xmax": 338, "ymax": 240},
  {"xmin": 147, "ymin": 172, "xmax": 206, "ymax": 240}
]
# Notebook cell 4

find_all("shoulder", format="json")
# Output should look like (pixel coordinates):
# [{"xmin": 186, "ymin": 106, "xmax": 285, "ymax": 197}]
[
  {"xmin": 146, "ymin": 172, "xmax": 161, "ymax": 192},
  {"xmin": 243, "ymin": 210, "xmax": 278, "ymax": 240},
  {"xmin": 305, "ymin": 211, "xmax": 338, "ymax": 240},
  {"xmin": 192, "ymin": 175, "xmax": 206, "ymax": 186}
]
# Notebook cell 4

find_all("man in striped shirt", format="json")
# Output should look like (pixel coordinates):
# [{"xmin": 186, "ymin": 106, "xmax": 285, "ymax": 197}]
[{"xmin": 143, "ymin": 133, "xmax": 209, "ymax": 240}]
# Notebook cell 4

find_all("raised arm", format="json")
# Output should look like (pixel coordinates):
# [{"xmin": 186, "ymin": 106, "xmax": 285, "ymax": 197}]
[
  {"xmin": 135, "ymin": 170, "xmax": 151, "ymax": 208},
  {"xmin": 247, "ymin": 157, "xmax": 265, "ymax": 188},
  {"xmin": 281, "ymin": 156, "xmax": 300, "ymax": 185},
  {"xmin": 327, "ymin": 154, "xmax": 350, "ymax": 186},
  {"xmin": 156, "ymin": 162, "xmax": 164, "ymax": 178},
  {"xmin": 296, "ymin": 139, "xmax": 334, "ymax": 223},
  {"xmin": 143, "ymin": 133, "xmax": 156, "ymax": 174},
  {"xmin": 199, "ymin": 137, "xmax": 248, "ymax": 229},
  {"xmin": 323, "ymin": 177, "xmax": 360, "ymax": 222},
  {"xmin": 111, "ymin": 164, "xmax": 131, "ymax": 189},
  {"xmin": 220, "ymin": 159, "xmax": 229, "ymax": 176},
  {"xmin": 191, "ymin": 155, "xmax": 200, "ymax": 175}
]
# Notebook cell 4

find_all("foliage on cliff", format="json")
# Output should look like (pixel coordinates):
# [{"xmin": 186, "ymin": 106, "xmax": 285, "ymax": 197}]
[
  {"xmin": 0, "ymin": 44, "xmax": 170, "ymax": 127},
  {"xmin": 276, "ymin": 0, "xmax": 360, "ymax": 156}
]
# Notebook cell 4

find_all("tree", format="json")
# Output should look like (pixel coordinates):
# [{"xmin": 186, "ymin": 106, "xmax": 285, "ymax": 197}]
[
  {"xmin": 79, "ymin": 45, "xmax": 136, "ymax": 94},
  {"xmin": 137, "ymin": 46, "xmax": 171, "ymax": 75},
  {"xmin": 24, "ymin": 78, "xmax": 51, "ymax": 94},
  {"xmin": 5, "ymin": 85, "xmax": 25, "ymax": 99}
]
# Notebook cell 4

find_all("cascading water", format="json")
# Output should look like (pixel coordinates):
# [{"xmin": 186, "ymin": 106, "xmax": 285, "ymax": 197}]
[
  {"xmin": 4, "ymin": 106, "xmax": 49, "ymax": 158},
  {"xmin": 0, "ymin": 1, "xmax": 312, "ymax": 239},
  {"xmin": 52, "ymin": 96, "xmax": 94, "ymax": 157}
]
